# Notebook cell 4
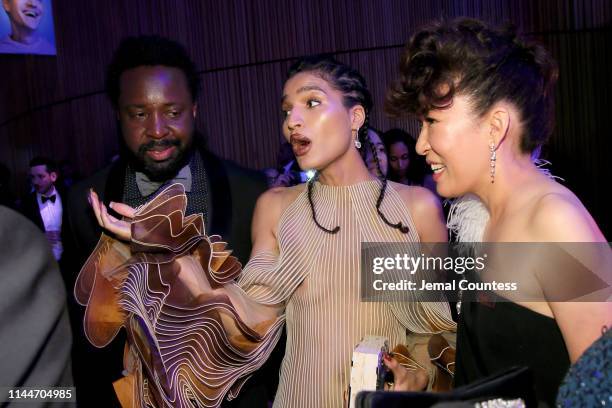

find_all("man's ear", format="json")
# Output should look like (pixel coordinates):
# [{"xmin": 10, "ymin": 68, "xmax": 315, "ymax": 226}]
[
  {"xmin": 49, "ymin": 171, "xmax": 58, "ymax": 183},
  {"xmin": 351, "ymin": 105, "xmax": 366, "ymax": 131}
]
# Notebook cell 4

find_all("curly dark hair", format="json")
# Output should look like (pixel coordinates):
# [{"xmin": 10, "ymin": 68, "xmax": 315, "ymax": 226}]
[
  {"xmin": 287, "ymin": 55, "xmax": 409, "ymax": 234},
  {"xmin": 386, "ymin": 18, "xmax": 558, "ymax": 153},
  {"xmin": 105, "ymin": 35, "xmax": 200, "ymax": 108}
]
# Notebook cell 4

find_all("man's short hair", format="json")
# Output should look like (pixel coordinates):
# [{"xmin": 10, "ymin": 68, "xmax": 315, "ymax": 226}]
[
  {"xmin": 29, "ymin": 157, "xmax": 58, "ymax": 174},
  {"xmin": 105, "ymin": 35, "xmax": 200, "ymax": 108}
]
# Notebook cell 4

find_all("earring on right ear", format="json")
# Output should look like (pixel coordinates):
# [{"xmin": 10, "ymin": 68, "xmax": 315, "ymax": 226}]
[
  {"xmin": 354, "ymin": 128, "xmax": 362, "ymax": 149},
  {"xmin": 489, "ymin": 141, "xmax": 496, "ymax": 184}
]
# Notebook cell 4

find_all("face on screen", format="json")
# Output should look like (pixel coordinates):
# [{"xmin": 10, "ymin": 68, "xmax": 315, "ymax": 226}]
[{"xmin": 3, "ymin": 0, "xmax": 44, "ymax": 32}]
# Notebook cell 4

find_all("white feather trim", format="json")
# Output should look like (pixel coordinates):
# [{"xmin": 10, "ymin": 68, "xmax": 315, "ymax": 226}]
[
  {"xmin": 446, "ymin": 160, "xmax": 559, "ymax": 245},
  {"xmin": 446, "ymin": 194, "xmax": 489, "ymax": 244}
]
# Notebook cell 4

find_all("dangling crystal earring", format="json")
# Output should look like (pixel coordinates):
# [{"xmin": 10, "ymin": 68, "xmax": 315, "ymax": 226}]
[
  {"xmin": 354, "ymin": 128, "xmax": 361, "ymax": 149},
  {"xmin": 489, "ymin": 141, "xmax": 496, "ymax": 184}
]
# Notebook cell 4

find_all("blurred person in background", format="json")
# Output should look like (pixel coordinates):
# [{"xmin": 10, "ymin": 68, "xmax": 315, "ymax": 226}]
[
  {"xmin": 362, "ymin": 127, "xmax": 388, "ymax": 179},
  {"xmin": 21, "ymin": 156, "xmax": 65, "ymax": 262},
  {"xmin": 0, "ymin": 205, "xmax": 73, "ymax": 406},
  {"xmin": 383, "ymin": 128, "xmax": 438, "ymax": 195}
]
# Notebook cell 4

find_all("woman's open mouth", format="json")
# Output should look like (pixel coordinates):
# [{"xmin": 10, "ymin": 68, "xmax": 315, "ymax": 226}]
[{"xmin": 290, "ymin": 134, "xmax": 312, "ymax": 157}]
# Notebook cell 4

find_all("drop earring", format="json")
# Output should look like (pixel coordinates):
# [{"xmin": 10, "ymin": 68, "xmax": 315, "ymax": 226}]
[
  {"xmin": 489, "ymin": 141, "xmax": 496, "ymax": 183},
  {"xmin": 354, "ymin": 128, "xmax": 361, "ymax": 149}
]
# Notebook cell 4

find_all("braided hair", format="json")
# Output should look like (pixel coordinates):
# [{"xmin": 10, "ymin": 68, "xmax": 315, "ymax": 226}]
[{"xmin": 287, "ymin": 55, "xmax": 409, "ymax": 234}]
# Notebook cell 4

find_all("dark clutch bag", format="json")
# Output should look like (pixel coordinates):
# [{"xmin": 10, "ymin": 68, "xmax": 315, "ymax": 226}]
[{"xmin": 355, "ymin": 366, "xmax": 536, "ymax": 408}]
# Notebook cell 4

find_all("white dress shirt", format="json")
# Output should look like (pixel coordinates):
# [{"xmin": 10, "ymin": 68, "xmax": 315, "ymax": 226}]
[{"xmin": 37, "ymin": 187, "xmax": 63, "ymax": 260}]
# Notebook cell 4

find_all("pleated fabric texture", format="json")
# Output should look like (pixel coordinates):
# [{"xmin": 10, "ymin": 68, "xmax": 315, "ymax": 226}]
[
  {"xmin": 74, "ymin": 184, "xmax": 284, "ymax": 408},
  {"xmin": 239, "ymin": 179, "xmax": 455, "ymax": 408},
  {"xmin": 75, "ymin": 180, "xmax": 455, "ymax": 408}
]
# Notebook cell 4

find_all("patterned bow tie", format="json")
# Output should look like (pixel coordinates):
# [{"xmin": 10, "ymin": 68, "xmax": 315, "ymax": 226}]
[
  {"xmin": 42, "ymin": 194, "xmax": 56, "ymax": 204},
  {"xmin": 135, "ymin": 164, "xmax": 192, "ymax": 197}
]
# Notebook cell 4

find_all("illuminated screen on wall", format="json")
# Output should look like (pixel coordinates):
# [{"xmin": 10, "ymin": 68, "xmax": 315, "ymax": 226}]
[{"xmin": 0, "ymin": 0, "xmax": 56, "ymax": 55}]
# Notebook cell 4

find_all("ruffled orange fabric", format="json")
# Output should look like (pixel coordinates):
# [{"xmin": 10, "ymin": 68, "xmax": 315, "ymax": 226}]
[{"xmin": 74, "ymin": 184, "xmax": 283, "ymax": 408}]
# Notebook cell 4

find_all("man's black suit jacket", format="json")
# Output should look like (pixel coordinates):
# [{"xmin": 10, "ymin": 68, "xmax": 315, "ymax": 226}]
[
  {"xmin": 66, "ymin": 147, "xmax": 265, "ymax": 266},
  {"xmin": 64, "ymin": 146, "xmax": 273, "ymax": 407},
  {"xmin": 20, "ymin": 192, "xmax": 46, "ymax": 231},
  {"xmin": 20, "ymin": 189, "xmax": 70, "ymax": 280},
  {"xmin": 21, "ymin": 188, "xmax": 67, "ymax": 233}
]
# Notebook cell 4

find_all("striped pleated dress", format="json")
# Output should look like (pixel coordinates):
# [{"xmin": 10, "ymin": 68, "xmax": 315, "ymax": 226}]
[{"xmin": 239, "ymin": 179, "xmax": 455, "ymax": 408}]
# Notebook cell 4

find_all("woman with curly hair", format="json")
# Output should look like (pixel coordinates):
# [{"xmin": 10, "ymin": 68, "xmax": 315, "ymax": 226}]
[{"xmin": 386, "ymin": 18, "xmax": 611, "ymax": 405}]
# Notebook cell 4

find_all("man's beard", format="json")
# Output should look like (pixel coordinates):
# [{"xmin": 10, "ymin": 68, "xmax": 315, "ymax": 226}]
[{"xmin": 130, "ymin": 138, "xmax": 193, "ymax": 182}]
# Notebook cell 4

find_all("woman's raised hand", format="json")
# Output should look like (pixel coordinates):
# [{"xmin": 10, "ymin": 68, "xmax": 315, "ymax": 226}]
[{"xmin": 89, "ymin": 189, "xmax": 135, "ymax": 241}]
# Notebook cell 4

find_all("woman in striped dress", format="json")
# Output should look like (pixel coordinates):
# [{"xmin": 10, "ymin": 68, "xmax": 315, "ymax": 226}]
[{"xmin": 82, "ymin": 55, "xmax": 455, "ymax": 407}]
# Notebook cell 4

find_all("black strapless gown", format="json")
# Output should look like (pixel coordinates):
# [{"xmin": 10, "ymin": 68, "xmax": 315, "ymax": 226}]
[{"xmin": 455, "ymin": 299, "xmax": 570, "ymax": 407}]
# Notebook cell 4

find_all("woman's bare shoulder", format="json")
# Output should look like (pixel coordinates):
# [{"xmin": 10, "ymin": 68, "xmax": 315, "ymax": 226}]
[
  {"xmin": 257, "ymin": 183, "xmax": 306, "ymax": 215},
  {"xmin": 389, "ymin": 181, "xmax": 447, "ymax": 241},
  {"xmin": 390, "ymin": 182, "xmax": 443, "ymax": 219},
  {"xmin": 250, "ymin": 184, "xmax": 307, "ymax": 254},
  {"xmin": 526, "ymin": 182, "xmax": 605, "ymax": 242}
]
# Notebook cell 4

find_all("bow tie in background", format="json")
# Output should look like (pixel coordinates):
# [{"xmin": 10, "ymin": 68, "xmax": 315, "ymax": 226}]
[{"xmin": 41, "ymin": 194, "xmax": 56, "ymax": 204}]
